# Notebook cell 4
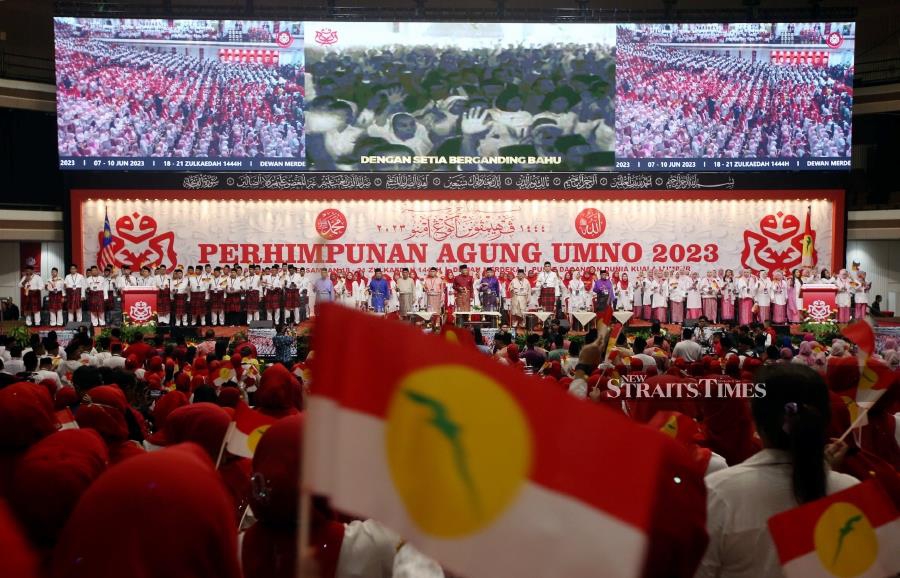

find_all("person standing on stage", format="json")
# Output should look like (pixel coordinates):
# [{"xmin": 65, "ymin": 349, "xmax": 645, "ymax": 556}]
[
  {"xmin": 685, "ymin": 271, "xmax": 702, "ymax": 320},
  {"xmin": 852, "ymin": 270, "xmax": 871, "ymax": 319},
  {"xmin": 224, "ymin": 266, "xmax": 242, "ymax": 326},
  {"xmin": 770, "ymin": 270, "xmax": 789, "ymax": 324},
  {"xmin": 295, "ymin": 267, "xmax": 312, "ymax": 320},
  {"xmin": 46, "ymin": 267, "xmax": 65, "ymax": 327},
  {"xmin": 631, "ymin": 272, "xmax": 644, "ymax": 320},
  {"xmin": 154, "ymin": 265, "xmax": 171, "ymax": 325},
  {"xmin": 397, "ymin": 268, "xmax": 416, "ymax": 317},
  {"xmin": 453, "ymin": 265, "xmax": 475, "ymax": 312},
  {"xmin": 835, "ymin": 269, "xmax": 853, "ymax": 323},
  {"xmin": 787, "ymin": 269, "xmax": 802, "ymax": 324},
  {"xmin": 136, "ymin": 266, "xmax": 152, "ymax": 286},
  {"xmin": 536, "ymin": 261, "xmax": 560, "ymax": 314},
  {"xmin": 103, "ymin": 266, "xmax": 117, "ymax": 324},
  {"xmin": 244, "ymin": 265, "xmax": 262, "ymax": 324},
  {"xmin": 754, "ymin": 270, "xmax": 773, "ymax": 323},
  {"xmin": 648, "ymin": 270, "xmax": 669, "ymax": 323},
  {"xmin": 64, "ymin": 264, "xmax": 85, "ymax": 324},
  {"xmin": 424, "ymin": 267, "xmax": 445, "ymax": 323},
  {"xmin": 368, "ymin": 269, "xmax": 390, "ymax": 313},
  {"xmin": 735, "ymin": 269, "xmax": 755, "ymax": 326},
  {"xmin": 188, "ymin": 265, "xmax": 207, "ymax": 326},
  {"xmin": 508, "ymin": 269, "xmax": 530, "ymax": 328},
  {"xmin": 283, "ymin": 265, "xmax": 302, "ymax": 323},
  {"xmin": 478, "ymin": 268, "xmax": 501, "ymax": 313},
  {"xmin": 314, "ymin": 268, "xmax": 334, "ymax": 316},
  {"xmin": 568, "ymin": 270, "xmax": 589, "ymax": 313},
  {"xmin": 720, "ymin": 269, "xmax": 736, "ymax": 324},
  {"xmin": 170, "ymin": 268, "xmax": 189, "ymax": 327},
  {"xmin": 263, "ymin": 266, "xmax": 284, "ymax": 324},
  {"xmin": 208, "ymin": 266, "xmax": 226, "ymax": 326},
  {"xmin": 352, "ymin": 271, "xmax": 368, "ymax": 311},
  {"xmin": 699, "ymin": 270, "xmax": 720, "ymax": 323},
  {"xmin": 85, "ymin": 266, "xmax": 108, "ymax": 327},
  {"xmin": 19, "ymin": 265, "xmax": 43, "ymax": 327},
  {"xmin": 591, "ymin": 269, "xmax": 615, "ymax": 314},
  {"xmin": 615, "ymin": 272, "xmax": 633, "ymax": 312},
  {"xmin": 668, "ymin": 269, "xmax": 687, "ymax": 323}
]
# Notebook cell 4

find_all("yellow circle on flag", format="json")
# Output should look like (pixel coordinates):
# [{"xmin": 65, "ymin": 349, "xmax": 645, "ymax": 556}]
[
  {"xmin": 660, "ymin": 415, "xmax": 679, "ymax": 438},
  {"xmin": 247, "ymin": 425, "xmax": 270, "ymax": 454},
  {"xmin": 813, "ymin": 501, "xmax": 878, "ymax": 577},
  {"xmin": 385, "ymin": 365, "xmax": 533, "ymax": 538}
]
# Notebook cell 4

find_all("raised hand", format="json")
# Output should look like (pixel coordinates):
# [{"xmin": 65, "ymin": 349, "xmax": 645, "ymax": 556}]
[{"xmin": 461, "ymin": 108, "xmax": 491, "ymax": 135}]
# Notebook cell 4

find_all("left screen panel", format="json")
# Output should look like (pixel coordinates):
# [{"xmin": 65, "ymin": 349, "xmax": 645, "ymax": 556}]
[{"xmin": 54, "ymin": 17, "xmax": 305, "ymax": 171}]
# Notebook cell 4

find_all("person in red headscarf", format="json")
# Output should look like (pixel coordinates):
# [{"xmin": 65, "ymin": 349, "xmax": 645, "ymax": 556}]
[
  {"xmin": 76, "ymin": 386, "xmax": 144, "ymax": 465},
  {"xmin": 123, "ymin": 333, "xmax": 153, "ymax": 366},
  {"xmin": 152, "ymin": 389, "xmax": 189, "ymax": 432},
  {"xmin": 255, "ymin": 363, "xmax": 303, "ymax": 418},
  {"xmin": 51, "ymin": 444, "xmax": 242, "ymax": 578},
  {"xmin": 0, "ymin": 500, "xmax": 39, "ymax": 578},
  {"xmin": 8, "ymin": 429, "xmax": 108, "ymax": 556},
  {"xmin": 0, "ymin": 383, "xmax": 59, "ymax": 497},
  {"xmin": 243, "ymin": 414, "xmax": 400, "ymax": 578}
]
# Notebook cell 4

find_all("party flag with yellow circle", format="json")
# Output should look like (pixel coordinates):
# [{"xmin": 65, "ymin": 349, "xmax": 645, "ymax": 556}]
[
  {"xmin": 225, "ymin": 401, "xmax": 277, "ymax": 458},
  {"xmin": 768, "ymin": 480, "xmax": 900, "ymax": 578},
  {"xmin": 305, "ymin": 304, "xmax": 708, "ymax": 578}
]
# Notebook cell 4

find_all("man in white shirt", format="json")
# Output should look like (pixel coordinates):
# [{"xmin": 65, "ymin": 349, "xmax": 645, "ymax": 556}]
[
  {"xmin": 64, "ymin": 264, "xmax": 86, "ymax": 324},
  {"xmin": 103, "ymin": 343, "xmax": 127, "ymax": 369},
  {"xmin": 33, "ymin": 356, "xmax": 63, "ymax": 392},
  {"xmin": 671, "ymin": 328, "xmax": 702, "ymax": 362},
  {"xmin": 208, "ymin": 267, "xmax": 227, "ymax": 326},
  {"xmin": 19, "ymin": 265, "xmax": 43, "ymax": 326},
  {"xmin": 46, "ymin": 268, "xmax": 66, "ymax": 327},
  {"xmin": 284, "ymin": 265, "xmax": 304, "ymax": 324},
  {"xmin": 535, "ymin": 261, "xmax": 561, "ymax": 314},
  {"xmin": 244, "ymin": 265, "xmax": 262, "ymax": 323},
  {"xmin": 3, "ymin": 345, "xmax": 26, "ymax": 375},
  {"xmin": 295, "ymin": 267, "xmax": 313, "ymax": 321},
  {"xmin": 188, "ymin": 267, "xmax": 208, "ymax": 326},
  {"xmin": 85, "ymin": 266, "xmax": 108, "ymax": 327}
]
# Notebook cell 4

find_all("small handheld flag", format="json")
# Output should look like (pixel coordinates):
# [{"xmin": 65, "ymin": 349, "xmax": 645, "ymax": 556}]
[
  {"xmin": 305, "ymin": 304, "xmax": 708, "ymax": 578},
  {"xmin": 55, "ymin": 408, "xmax": 78, "ymax": 430},
  {"xmin": 224, "ymin": 402, "xmax": 278, "ymax": 459},
  {"xmin": 768, "ymin": 480, "xmax": 900, "ymax": 578}
]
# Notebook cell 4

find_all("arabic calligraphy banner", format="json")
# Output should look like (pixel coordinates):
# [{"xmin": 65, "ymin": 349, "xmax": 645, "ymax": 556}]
[{"xmin": 72, "ymin": 190, "xmax": 843, "ymax": 277}]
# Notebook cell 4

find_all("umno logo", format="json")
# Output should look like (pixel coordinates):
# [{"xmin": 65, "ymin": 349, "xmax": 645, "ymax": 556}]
[
  {"xmin": 315, "ymin": 209, "xmax": 347, "ymax": 240},
  {"xmin": 806, "ymin": 299, "xmax": 832, "ymax": 322},
  {"xmin": 96, "ymin": 212, "xmax": 178, "ymax": 272},
  {"xmin": 129, "ymin": 300, "xmax": 153, "ymax": 323},
  {"xmin": 276, "ymin": 31, "xmax": 293, "ymax": 48},
  {"xmin": 826, "ymin": 31, "xmax": 843, "ymax": 48},
  {"xmin": 741, "ymin": 212, "xmax": 815, "ymax": 275},
  {"xmin": 314, "ymin": 28, "xmax": 338, "ymax": 45},
  {"xmin": 575, "ymin": 208, "xmax": 606, "ymax": 240}
]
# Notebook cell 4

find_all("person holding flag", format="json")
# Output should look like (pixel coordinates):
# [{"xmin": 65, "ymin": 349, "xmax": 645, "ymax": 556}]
[{"xmin": 696, "ymin": 364, "xmax": 859, "ymax": 578}]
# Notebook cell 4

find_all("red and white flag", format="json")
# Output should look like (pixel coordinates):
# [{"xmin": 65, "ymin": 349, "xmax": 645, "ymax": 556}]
[
  {"xmin": 224, "ymin": 402, "xmax": 277, "ymax": 459},
  {"xmin": 768, "ymin": 480, "xmax": 900, "ymax": 578}
]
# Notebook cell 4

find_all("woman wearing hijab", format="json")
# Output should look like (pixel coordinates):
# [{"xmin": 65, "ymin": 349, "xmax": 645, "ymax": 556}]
[
  {"xmin": 8, "ymin": 429, "xmax": 108, "ymax": 557},
  {"xmin": 0, "ymin": 382, "xmax": 60, "ymax": 497},
  {"xmin": 51, "ymin": 444, "xmax": 242, "ymax": 578},
  {"xmin": 75, "ymin": 385, "xmax": 145, "ymax": 465},
  {"xmin": 696, "ymin": 365, "xmax": 858, "ymax": 578}
]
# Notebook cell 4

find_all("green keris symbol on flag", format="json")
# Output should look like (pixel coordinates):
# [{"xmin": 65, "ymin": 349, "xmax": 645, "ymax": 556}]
[
  {"xmin": 404, "ymin": 389, "xmax": 482, "ymax": 516},
  {"xmin": 832, "ymin": 514, "xmax": 863, "ymax": 566}
]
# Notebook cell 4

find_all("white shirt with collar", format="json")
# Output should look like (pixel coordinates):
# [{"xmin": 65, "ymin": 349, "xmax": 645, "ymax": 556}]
[
  {"xmin": 536, "ymin": 270, "xmax": 561, "ymax": 296},
  {"xmin": 103, "ymin": 354, "xmax": 127, "ymax": 369},
  {"xmin": 695, "ymin": 449, "xmax": 858, "ymax": 578},
  {"xmin": 65, "ymin": 273, "xmax": 86, "ymax": 295}
]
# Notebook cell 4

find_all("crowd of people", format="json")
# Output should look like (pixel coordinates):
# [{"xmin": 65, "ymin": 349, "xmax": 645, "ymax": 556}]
[
  {"xmin": 55, "ymin": 34, "xmax": 304, "ymax": 159},
  {"xmin": 57, "ymin": 18, "xmax": 298, "ymax": 45},
  {"xmin": 0, "ymin": 294, "xmax": 897, "ymax": 578},
  {"xmin": 616, "ymin": 34, "xmax": 853, "ymax": 160},
  {"xmin": 17, "ymin": 262, "xmax": 876, "ymax": 329},
  {"xmin": 623, "ymin": 22, "xmax": 849, "ymax": 46},
  {"xmin": 305, "ymin": 42, "xmax": 615, "ymax": 170}
]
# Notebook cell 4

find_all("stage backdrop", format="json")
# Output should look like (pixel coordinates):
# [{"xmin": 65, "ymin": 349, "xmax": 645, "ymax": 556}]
[{"xmin": 71, "ymin": 190, "xmax": 844, "ymax": 278}]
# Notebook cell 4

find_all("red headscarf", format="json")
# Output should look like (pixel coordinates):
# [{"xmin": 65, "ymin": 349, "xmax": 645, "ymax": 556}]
[
  {"xmin": 9, "ymin": 429, "xmax": 108, "ymax": 550},
  {"xmin": 54, "ymin": 386, "xmax": 79, "ymax": 410},
  {"xmin": 217, "ymin": 386, "xmax": 243, "ymax": 409},
  {"xmin": 51, "ymin": 444, "xmax": 242, "ymax": 578},
  {"xmin": 242, "ymin": 414, "xmax": 344, "ymax": 578},
  {"xmin": 256, "ymin": 364, "xmax": 301, "ymax": 418},
  {"xmin": 0, "ymin": 501, "xmax": 39, "ymax": 578},
  {"xmin": 147, "ymin": 403, "xmax": 231, "ymax": 460},
  {"xmin": 153, "ymin": 390, "xmax": 189, "ymax": 429},
  {"xmin": 77, "ymin": 386, "xmax": 144, "ymax": 465},
  {"xmin": 0, "ymin": 383, "xmax": 58, "ymax": 455}
]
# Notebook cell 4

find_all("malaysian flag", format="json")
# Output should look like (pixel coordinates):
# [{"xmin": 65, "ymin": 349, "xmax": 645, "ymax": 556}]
[{"xmin": 97, "ymin": 208, "xmax": 116, "ymax": 270}]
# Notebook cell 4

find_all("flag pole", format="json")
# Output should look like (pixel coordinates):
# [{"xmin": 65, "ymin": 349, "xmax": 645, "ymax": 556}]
[
  {"xmin": 297, "ymin": 487, "xmax": 314, "ymax": 578},
  {"xmin": 837, "ymin": 405, "xmax": 871, "ymax": 443},
  {"xmin": 215, "ymin": 421, "xmax": 235, "ymax": 469}
]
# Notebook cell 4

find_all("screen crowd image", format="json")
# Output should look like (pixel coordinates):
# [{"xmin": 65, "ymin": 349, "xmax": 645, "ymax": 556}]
[
  {"xmin": 54, "ymin": 18, "xmax": 305, "ymax": 163},
  {"xmin": 616, "ymin": 22, "xmax": 854, "ymax": 162},
  {"xmin": 304, "ymin": 22, "xmax": 616, "ymax": 171}
]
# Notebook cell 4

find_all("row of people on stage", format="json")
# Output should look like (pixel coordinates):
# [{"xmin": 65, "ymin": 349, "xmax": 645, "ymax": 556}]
[{"xmin": 18, "ymin": 261, "xmax": 873, "ymax": 328}]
